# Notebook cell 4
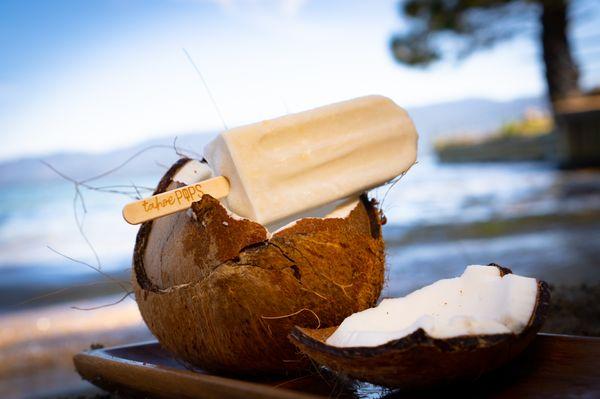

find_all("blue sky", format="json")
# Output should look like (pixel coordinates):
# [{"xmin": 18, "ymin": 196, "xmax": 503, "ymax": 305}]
[{"xmin": 1, "ymin": 0, "xmax": 599, "ymax": 161}]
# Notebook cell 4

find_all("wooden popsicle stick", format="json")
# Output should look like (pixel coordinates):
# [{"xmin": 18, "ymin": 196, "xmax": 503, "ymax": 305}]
[{"xmin": 122, "ymin": 176, "xmax": 230, "ymax": 225}]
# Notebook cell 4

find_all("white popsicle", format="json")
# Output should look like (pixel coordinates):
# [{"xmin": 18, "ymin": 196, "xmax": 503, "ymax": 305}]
[
  {"xmin": 203, "ymin": 95, "xmax": 418, "ymax": 224},
  {"xmin": 122, "ymin": 95, "xmax": 418, "ymax": 225}
]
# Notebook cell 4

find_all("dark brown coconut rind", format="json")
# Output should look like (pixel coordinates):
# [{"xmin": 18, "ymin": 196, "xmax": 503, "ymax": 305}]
[
  {"xmin": 132, "ymin": 158, "xmax": 386, "ymax": 376},
  {"xmin": 289, "ymin": 267, "xmax": 551, "ymax": 389}
]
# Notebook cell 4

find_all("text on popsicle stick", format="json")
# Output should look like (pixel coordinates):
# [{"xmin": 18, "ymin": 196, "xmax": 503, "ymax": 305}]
[{"xmin": 142, "ymin": 184, "xmax": 205, "ymax": 212}]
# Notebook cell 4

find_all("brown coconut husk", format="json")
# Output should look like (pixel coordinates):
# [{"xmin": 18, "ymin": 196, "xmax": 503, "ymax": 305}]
[
  {"xmin": 132, "ymin": 158, "xmax": 386, "ymax": 376},
  {"xmin": 289, "ymin": 265, "xmax": 551, "ymax": 389}
]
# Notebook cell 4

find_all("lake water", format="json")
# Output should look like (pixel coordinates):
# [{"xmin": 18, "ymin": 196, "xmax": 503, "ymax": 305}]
[{"xmin": 1, "ymin": 156, "xmax": 599, "ymax": 304}]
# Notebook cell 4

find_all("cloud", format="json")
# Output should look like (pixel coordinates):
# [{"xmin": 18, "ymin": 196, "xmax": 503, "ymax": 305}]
[{"xmin": 281, "ymin": 0, "xmax": 310, "ymax": 16}]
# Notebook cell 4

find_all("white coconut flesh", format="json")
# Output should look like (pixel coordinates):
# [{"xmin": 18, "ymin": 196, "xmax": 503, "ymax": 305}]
[
  {"xmin": 326, "ymin": 265, "xmax": 539, "ymax": 348},
  {"xmin": 173, "ymin": 159, "xmax": 360, "ymax": 232},
  {"xmin": 169, "ymin": 159, "xmax": 213, "ymax": 186},
  {"xmin": 267, "ymin": 196, "xmax": 360, "ymax": 234}
]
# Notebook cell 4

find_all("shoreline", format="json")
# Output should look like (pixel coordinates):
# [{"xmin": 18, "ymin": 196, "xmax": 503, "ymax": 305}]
[
  {"xmin": 384, "ymin": 208, "xmax": 600, "ymax": 246},
  {"xmin": 0, "ymin": 268, "xmax": 131, "ymax": 313},
  {"xmin": 2, "ymin": 206, "xmax": 600, "ymax": 312}
]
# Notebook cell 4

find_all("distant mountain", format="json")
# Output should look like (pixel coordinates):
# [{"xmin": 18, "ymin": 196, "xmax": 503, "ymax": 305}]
[
  {"xmin": 0, "ymin": 132, "xmax": 215, "ymax": 185},
  {"xmin": 0, "ymin": 95, "xmax": 547, "ymax": 185},
  {"xmin": 406, "ymin": 95, "xmax": 548, "ymax": 150}
]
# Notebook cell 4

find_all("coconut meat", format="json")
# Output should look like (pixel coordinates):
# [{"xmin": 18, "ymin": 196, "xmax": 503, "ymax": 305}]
[
  {"xmin": 171, "ymin": 159, "xmax": 363, "ymax": 234},
  {"xmin": 268, "ymin": 197, "xmax": 360, "ymax": 234},
  {"xmin": 326, "ymin": 265, "xmax": 538, "ymax": 348},
  {"xmin": 173, "ymin": 159, "xmax": 213, "ymax": 185}
]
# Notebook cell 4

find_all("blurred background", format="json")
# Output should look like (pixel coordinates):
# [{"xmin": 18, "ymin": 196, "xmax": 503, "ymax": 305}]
[{"xmin": 1, "ymin": 0, "xmax": 599, "ymax": 398}]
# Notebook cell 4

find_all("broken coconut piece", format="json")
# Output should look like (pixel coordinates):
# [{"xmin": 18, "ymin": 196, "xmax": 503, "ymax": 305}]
[
  {"xmin": 132, "ymin": 158, "xmax": 386, "ymax": 376},
  {"xmin": 289, "ymin": 264, "xmax": 550, "ymax": 389},
  {"xmin": 327, "ymin": 265, "xmax": 538, "ymax": 347}
]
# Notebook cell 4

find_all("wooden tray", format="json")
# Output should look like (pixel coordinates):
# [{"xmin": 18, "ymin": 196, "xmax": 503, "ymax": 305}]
[{"xmin": 74, "ymin": 333, "xmax": 600, "ymax": 398}]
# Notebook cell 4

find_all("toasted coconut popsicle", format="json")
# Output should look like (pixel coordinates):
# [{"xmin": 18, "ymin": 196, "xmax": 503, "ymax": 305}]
[{"xmin": 122, "ymin": 95, "xmax": 418, "ymax": 225}]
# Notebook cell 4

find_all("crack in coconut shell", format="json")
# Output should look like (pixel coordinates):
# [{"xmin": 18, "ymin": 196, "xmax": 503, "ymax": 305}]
[
  {"xmin": 288, "ymin": 264, "xmax": 551, "ymax": 389},
  {"xmin": 132, "ymin": 158, "xmax": 386, "ymax": 376}
]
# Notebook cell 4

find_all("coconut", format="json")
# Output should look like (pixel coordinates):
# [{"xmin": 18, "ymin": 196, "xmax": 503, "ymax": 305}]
[
  {"xmin": 289, "ymin": 264, "xmax": 550, "ymax": 389},
  {"xmin": 132, "ymin": 157, "xmax": 386, "ymax": 376}
]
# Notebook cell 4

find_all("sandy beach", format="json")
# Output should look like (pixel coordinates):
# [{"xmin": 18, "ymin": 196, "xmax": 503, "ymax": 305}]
[
  {"xmin": 0, "ymin": 296, "xmax": 152, "ymax": 398},
  {"xmin": 2, "ymin": 203, "xmax": 599, "ymax": 398}
]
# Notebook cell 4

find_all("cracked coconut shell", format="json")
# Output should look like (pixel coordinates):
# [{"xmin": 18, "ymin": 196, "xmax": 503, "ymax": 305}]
[
  {"xmin": 289, "ymin": 265, "xmax": 551, "ymax": 389},
  {"xmin": 132, "ymin": 158, "xmax": 386, "ymax": 376}
]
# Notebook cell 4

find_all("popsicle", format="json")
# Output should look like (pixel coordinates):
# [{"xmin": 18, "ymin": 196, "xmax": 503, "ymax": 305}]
[{"xmin": 122, "ymin": 95, "xmax": 418, "ymax": 225}]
